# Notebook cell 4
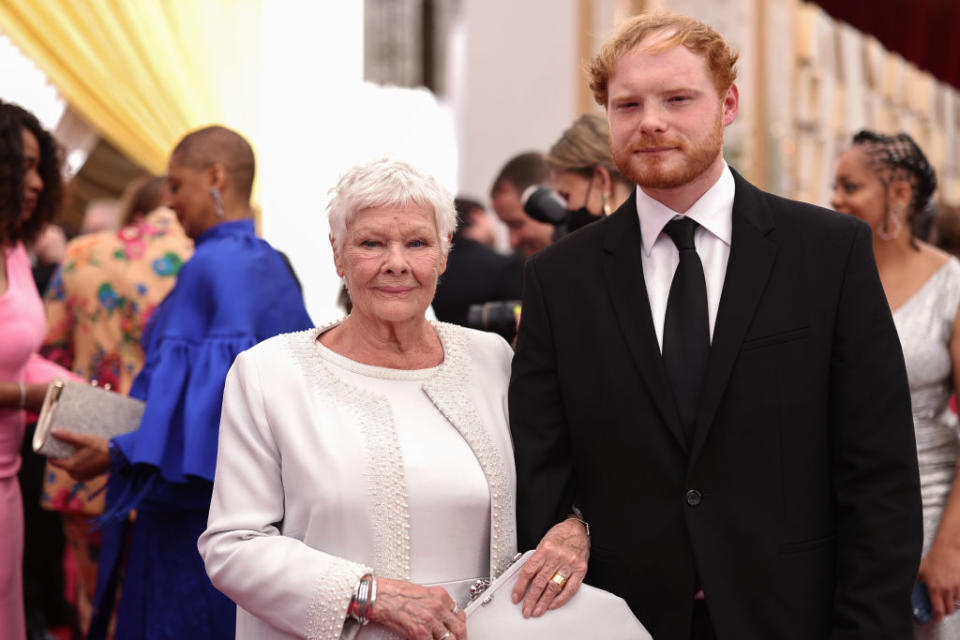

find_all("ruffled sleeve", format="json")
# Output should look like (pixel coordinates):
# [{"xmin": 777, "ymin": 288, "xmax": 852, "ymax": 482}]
[
  {"xmin": 111, "ymin": 221, "xmax": 313, "ymax": 487},
  {"xmin": 114, "ymin": 334, "xmax": 256, "ymax": 483},
  {"xmin": 199, "ymin": 351, "xmax": 371, "ymax": 640}
]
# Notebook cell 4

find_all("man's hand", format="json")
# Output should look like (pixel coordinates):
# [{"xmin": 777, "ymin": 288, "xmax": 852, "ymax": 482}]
[
  {"xmin": 511, "ymin": 518, "xmax": 589, "ymax": 617},
  {"xmin": 919, "ymin": 541, "xmax": 960, "ymax": 622},
  {"xmin": 48, "ymin": 430, "xmax": 110, "ymax": 481}
]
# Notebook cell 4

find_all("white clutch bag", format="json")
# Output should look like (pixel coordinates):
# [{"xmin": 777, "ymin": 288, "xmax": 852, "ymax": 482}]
[
  {"xmin": 32, "ymin": 379, "xmax": 144, "ymax": 458},
  {"xmin": 465, "ymin": 550, "xmax": 652, "ymax": 639}
]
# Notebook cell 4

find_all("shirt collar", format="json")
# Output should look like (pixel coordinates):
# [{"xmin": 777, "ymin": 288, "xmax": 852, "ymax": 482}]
[
  {"xmin": 195, "ymin": 218, "xmax": 256, "ymax": 246},
  {"xmin": 636, "ymin": 162, "xmax": 735, "ymax": 256}
]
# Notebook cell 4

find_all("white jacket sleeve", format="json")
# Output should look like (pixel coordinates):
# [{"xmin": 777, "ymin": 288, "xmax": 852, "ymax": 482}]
[{"xmin": 198, "ymin": 351, "xmax": 372, "ymax": 640}]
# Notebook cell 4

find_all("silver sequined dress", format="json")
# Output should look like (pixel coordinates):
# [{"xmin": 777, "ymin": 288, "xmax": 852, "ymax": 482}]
[{"xmin": 893, "ymin": 258, "xmax": 960, "ymax": 639}]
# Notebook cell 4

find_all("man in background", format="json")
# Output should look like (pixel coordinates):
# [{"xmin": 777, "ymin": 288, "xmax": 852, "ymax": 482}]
[
  {"xmin": 433, "ymin": 197, "xmax": 522, "ymax": 327},
  {"xmin": 490, "ymin": 152, "xmax": 555, "ymax": 256}
]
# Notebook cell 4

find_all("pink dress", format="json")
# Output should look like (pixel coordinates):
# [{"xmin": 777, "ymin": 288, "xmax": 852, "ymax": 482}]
[{"xmin": 0, "ymin": 243, "xmax": 75, "ymax": 640}]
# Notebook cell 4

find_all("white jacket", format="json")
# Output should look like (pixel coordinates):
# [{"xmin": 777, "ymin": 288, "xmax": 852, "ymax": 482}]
[{"xmin": 198, "ymin": 322, "xmax": 517, "ymax": 640}]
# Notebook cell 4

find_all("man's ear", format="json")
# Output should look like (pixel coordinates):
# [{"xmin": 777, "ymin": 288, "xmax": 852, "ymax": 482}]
[{"xmin": 721, "ymin": 84, "xmax": 739, "ymax": 127}]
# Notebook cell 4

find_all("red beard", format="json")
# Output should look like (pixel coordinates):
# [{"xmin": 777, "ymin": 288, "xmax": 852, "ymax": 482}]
[{"xmin": 612, "ymin": 113, "xmax": 723, "ymax": 190}]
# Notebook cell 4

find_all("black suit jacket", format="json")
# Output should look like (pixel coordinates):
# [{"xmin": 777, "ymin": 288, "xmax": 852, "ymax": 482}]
[
  {"xmin": 433, "ymin": 237, "xmax": 523, "ymax": 326},
  {"xmin": 509, "ymin": 170, "xmax": 922, "ymax": 640}
]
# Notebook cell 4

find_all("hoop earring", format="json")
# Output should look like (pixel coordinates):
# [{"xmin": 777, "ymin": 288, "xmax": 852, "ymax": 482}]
[
  {"xmin": 878, "ymin": 206, "xmax": 903, "ymax": 241},
  {"xmin": 210, "ymin": 187, "xmax": 225, "ymax": 218}
]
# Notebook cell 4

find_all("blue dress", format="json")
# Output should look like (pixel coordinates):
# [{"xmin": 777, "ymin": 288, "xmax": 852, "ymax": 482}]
[{"xmin": 88, "ymin": 220, "xmax": 313, "ymax": 640}]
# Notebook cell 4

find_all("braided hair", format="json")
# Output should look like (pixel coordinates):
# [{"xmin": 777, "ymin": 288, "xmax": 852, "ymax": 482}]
[
  {"xmin": 0, "ymin": 100, "xmax": 63, "ymax": 246},
  {"xmin": 850, "ymin": 130, "xmax": 937, "ymax": 244}
]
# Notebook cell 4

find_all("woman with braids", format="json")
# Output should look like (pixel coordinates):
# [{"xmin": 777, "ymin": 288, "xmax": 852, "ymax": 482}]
[
  {"xmin": 832, "ymin": 130, "xmax": 958, "ymax": 637},
  {"xmin": 0, "ymin": 100, "xmax": 79, "ymax": 640}
]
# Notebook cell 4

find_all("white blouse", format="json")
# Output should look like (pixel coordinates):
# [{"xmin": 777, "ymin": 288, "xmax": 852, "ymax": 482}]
[
  {"xmin": 314, "ymin": 341, "xmax": 491, "ymax": 586},
  {"xmin": 199, "ymin": 322, "xmax": 517, "ymax": 640}
]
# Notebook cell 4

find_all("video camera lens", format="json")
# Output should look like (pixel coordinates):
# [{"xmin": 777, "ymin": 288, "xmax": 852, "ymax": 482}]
[
  {"xmin": 521, "ymin": 185, "xmax": 568, "ymax": 226},
  {"xmin": 466, "ymin": 300, "xmax": 521, "ymax": 343}
]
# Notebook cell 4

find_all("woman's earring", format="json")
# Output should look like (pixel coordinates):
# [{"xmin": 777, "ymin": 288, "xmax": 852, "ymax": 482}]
[
  {"xmin": 601, "ymin": 191, "xmax": 612, "ymax": 216},
  {"xmin": 210, "ymin": 187, "xmax": 225, "ymax": 218},
  {"xmin": 878, "ymin": 205, "xmax": 903, "ymax": 241}
]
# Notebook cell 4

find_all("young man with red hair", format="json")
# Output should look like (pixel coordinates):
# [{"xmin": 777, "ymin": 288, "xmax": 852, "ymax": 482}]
[{"xmin": 509, "ymin": 11, "xmax": 921, "ymax": 639}]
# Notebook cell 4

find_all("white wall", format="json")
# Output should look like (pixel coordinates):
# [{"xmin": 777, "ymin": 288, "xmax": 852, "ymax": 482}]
[
  {"xmin": 259, "ymin": 4, "xmax": 460, "ymax": 324},
  {"xmin": 0, "ymin": 32, "xmax": 65, "ymax": 130},
  {"xmin": 259, "ymin": 3, "xmax": 364, "ymax": 324},
  {"xmin": 454, "ymin": 0, "xmax": 579, "ymax": 202}
]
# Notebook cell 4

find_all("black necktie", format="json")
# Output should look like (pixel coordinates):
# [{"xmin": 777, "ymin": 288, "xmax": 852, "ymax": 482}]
[{"xmin": 661, "ymin": 218, "xmax": 709, "ymax": 445}]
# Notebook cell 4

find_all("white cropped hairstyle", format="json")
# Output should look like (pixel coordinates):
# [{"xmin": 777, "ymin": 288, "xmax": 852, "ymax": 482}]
[{"xmin": 327, "ymin": 157, "xmax": 458, "ymax": 254}]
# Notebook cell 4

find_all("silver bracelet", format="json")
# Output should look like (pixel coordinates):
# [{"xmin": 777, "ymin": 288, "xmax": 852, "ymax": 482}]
[
  {"xmin": 348, "ymin": 573, "xmax": 377, "ymax": 626},
  {"xmin": 17, "ymin": 382, "xmax": 26, "ymax": 410}
]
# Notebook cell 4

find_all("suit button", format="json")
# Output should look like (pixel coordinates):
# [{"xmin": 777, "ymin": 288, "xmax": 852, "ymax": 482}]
[{"xmin": 686, "ymin": 490, "xmax": 702, "ymax": 506}]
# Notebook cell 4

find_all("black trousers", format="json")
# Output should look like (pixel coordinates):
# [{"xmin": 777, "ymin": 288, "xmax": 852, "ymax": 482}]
[{"xmin": 691, "ymin": 600, "xmax": 717, "ymax": 640}]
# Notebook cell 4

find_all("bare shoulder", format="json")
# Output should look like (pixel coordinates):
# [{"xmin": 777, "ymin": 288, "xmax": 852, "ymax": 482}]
[{"xmin": 916, "ymin": 241, "xmax": 953, "ymax": 269}]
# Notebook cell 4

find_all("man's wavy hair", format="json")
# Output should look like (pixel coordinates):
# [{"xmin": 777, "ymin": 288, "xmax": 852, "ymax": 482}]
[
  {"xmin": 0, "ymin": 101, "xmax": 62, "ymax": 245},
  {"xmin": 588, "ymin": 11, "xmax": 739, "ymax": 107}
]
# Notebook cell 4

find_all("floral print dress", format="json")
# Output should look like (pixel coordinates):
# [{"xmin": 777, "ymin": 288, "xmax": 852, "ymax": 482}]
[{"xmin": 39, "ymin": 208, "xmax": 192, "ymax": 633}]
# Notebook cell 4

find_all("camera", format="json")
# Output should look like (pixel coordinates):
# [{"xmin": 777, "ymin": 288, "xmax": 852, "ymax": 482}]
[
  {"xmin": 521, "ymin": 185, "xmax": 602, "ymax": 240},
  {"xmin": 466, "ymin": 300, "xmax": 521, "ymax": 343},
  {"xmin": 521, "ymin": 185, "xmax": 568, "ymax": 226}
]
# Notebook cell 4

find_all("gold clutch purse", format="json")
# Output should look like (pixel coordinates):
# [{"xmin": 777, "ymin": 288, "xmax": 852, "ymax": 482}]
[{"xmin": 32, "ymin": 379, "xmax": 145, "ymax": 458}]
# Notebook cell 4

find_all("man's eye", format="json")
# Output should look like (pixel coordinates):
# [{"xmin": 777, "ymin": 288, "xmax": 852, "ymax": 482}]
[{"xmin": 668, "ymin": 96, "xmax": 690, "ymax": 103}]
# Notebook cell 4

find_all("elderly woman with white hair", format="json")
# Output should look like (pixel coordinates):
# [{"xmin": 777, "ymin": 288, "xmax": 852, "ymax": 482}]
[{"xmin": 199, "ymin": 158, "xmax": 517, "ymax": 640}]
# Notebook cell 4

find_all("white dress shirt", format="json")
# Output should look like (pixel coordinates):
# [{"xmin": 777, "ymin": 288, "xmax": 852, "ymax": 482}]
[{"xmin": 637, "ymin": 163, "xmax": 735, "ymax": 351}]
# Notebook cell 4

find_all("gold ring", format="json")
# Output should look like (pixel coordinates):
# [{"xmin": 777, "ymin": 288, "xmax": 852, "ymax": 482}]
[{"xmin": 550, "ymin": 571, "xmax": 569, "ymax": 588}]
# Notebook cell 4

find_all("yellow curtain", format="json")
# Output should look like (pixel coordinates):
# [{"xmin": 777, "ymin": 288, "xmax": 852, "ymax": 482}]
[{"xmin": 0, "ymin": 0, "xmax": 261, "ymax": 182}]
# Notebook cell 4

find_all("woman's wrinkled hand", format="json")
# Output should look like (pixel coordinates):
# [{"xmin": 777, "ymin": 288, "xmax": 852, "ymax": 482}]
[
  {"xmin": 511, "ymin": 518, "xmax": 589, "ymax": 618},
  {"xmin": 368, "ymin": 577, "xmax": 466, "ymax": 640},
  {"xmin": 47, "ymin": 430, "xmax": 110, "ymax": 481},
  {"xmin": 918, "ymin": 541, "xmax": 960, "ymax": 622}
]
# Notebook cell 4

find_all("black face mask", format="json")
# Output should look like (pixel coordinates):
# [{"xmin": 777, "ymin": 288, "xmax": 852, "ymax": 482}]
[
  {"xmin": 565, "ymin": 175, "xmax": 602, "ymax": 232},
  {"xmin": 566, "ymin": 206, "xmax": 601, "ymax": 231}
]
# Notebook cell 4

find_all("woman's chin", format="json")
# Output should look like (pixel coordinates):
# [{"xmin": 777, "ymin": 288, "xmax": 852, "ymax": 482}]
[{"xmin": 365, "ymin": 303, "xmax": 429, "ymax": 325}]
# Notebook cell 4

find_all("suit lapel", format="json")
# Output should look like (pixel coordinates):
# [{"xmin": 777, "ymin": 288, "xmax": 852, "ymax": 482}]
[
  {"xmin": 602, "ymin": 195, "xmax": 688, "ymax": 452},
  {"xmin": 689, "ymin": 171, "xmax": 777, "ymax": 466}
]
